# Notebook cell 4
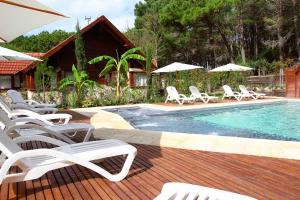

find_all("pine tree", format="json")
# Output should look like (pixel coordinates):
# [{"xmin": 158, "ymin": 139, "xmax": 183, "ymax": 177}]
[{"xmin": 75, "ymin": 21, "xmax": 87, "ymax": 70}]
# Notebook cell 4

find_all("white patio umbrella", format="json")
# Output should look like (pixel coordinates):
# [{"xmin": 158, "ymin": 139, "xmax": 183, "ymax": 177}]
[
  {"xmin": 209, "ymin": 63, "xmax": 253, "ymax": 72},
  {"xmin": 152, "ymin": 62, "xmax": 203, "ymax": 73},
  {"xmin": 0, "ymin": 46, "xmax": 41, "ymax": 61},
  {"xmin": 0, "ymin": 0, "xmax": 66, "ymax": 42}
]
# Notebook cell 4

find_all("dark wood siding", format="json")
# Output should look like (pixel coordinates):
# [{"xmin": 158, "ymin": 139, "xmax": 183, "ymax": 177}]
[{"xmin": 285, "ymin": 65, "xmax": 300, "ymax": 98}]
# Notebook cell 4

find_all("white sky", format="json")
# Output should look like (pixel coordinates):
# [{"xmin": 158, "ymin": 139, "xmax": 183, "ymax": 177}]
[{"xmin": 29, "ymin": 0, "xmax": 142, "ymax": 35}]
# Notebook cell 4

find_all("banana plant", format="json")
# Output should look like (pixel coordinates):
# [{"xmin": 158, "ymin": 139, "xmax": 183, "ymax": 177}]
[
  {"xmin": 89, "ymin": 47, "xmax": 145, "ymax": 97},
  {"xmin": 59, "ymin": 65, "xmax": 96, "ymax": 107}
]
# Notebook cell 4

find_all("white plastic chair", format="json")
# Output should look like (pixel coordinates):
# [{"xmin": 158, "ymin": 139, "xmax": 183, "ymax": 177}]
[
  {"xmin": 189, "ymin": 86, "xmax": 218, "ymax": 104},
  {"xmin": 165, "ymin": 86, "xmax": 195, "ymax": 105},
  {"xmin": 7, "ymin": 90, "xmax": 57, "ymax": 114},
  {"xmin": 0, "ymin": 110, "xmax": 94, "ymax": 143},
  {"xmin": 239, "ymin": 85, "xmax": 266, "ymax": 99},
  {"xmin": 222, "ymin": 85, "xmax": 243, "ymax": 101},
  {"xmin": 0, "ymin": 129, "xmax": 137, "ymax": 184},
  {"xmin": 0, "ymin": 96, "xmax": 71, "ymax": 124},
  {"xmin": 154, "ymin": 182, "xmax": 256, "ymax": 200}
]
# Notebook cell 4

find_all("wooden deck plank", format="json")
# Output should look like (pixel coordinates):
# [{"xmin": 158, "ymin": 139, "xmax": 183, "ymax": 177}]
[{"xmin": 2, "ymin": 142, "xmax": 300, "ymax": 200}]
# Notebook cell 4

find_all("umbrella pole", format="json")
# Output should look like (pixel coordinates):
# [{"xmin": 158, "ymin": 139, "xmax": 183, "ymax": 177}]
[{"xmin": 176, "ymin": 71, "xmax": 180, "ymax": 89}]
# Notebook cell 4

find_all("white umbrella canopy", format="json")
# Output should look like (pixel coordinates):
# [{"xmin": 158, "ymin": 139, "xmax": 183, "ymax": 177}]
[
  {"xmin": 0, "ymin": 46, "xmax": 41, "ymax": 61},
  {"xmin": 209, "ymin": 63, "xmax": 253, "ymax": 72},
  {"xmin": 152, "ymin": 62, "xmax": 203, "ymax": 73},
  {"xmin": 0, "ymin": 0, "xmax": 66, "ymax": 43}
]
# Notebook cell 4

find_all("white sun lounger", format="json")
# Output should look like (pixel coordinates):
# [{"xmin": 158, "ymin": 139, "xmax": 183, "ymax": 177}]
[
  {"xmin": 154, "ymin": 182, "xmax": 256, "ymax": 200},
  {"xmin": 222, "ymin": 85, "xmax": 247, "ymax": 101},
  {"xmin": 239, "ymin": 85, "xmax": 266, "ymax": 99},
  {"xmin": 0, "ymin": 96, "xmax": 71, "ymax": 125},
  {"xmin": 0, "ymin": 110, "xmax": 94, "ymax": 143},
  {"xmin": 7, "ymin": 89, "xmax": 57, "ymax": 108},
  {"xmin": 0, "ymin": 129, "xmax": 137, "ymax": 184},
  {"xmin": 7, "ymin": 90, "xmax": 57, "ymax": 114},
  {"xmin": 189, "ymin": 86, "xmax": 218, "ymax": 104},
  {"xmin": 165, "ymin": 86, "xmax": 195, "ymax": 105}
]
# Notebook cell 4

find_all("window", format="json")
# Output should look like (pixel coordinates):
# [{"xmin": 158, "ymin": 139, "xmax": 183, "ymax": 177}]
[
  {"xmin": 14, "ymin": 75, "xmax": 20, "ymax": 87},
  {"xmin": 134, "ymin": 73, "xmax": 147, "ymax": 87},
  {"xmin": 0, "ymin": 76, "xmax": 11, "ymax": 89}
]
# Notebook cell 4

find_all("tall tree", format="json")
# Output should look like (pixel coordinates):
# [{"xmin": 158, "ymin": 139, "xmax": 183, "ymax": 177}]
[
  {"xmin": 75, "ymin": 21, "xmax": 87, "ymax": 70},
  {"xmin": 292, "ymin": 0, "xmax": 300, "ymax": 60}
]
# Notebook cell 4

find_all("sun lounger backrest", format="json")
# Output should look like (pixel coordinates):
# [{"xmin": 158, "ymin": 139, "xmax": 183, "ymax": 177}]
[
  {"xmin": 166, "ymin": 86, "xmax": 180, "ymax": 99},
  {"xmin": 239, "ymin": 85, "xmax": 250, "ymax": 94},
  {"xmin": 7, "ymin": 90, "xmax": 24, "ymax": 104},
  {"xmin": 0, "ymin": 96, "xmax": 12, "ymax": 115},
  {"xmin": 223, "ymin": 85, "xmax": 234, "ymax": 96},
  {"xmin": 0, "ymin": 129, "xmax": 22, "ymax": 157},
  {"xmin": 0, "ymin": 110, "xmax": 15, "ymax": 129},
  {"xmin": 189, "ymin": 86, "xmax": 200, "ymax": 96}
]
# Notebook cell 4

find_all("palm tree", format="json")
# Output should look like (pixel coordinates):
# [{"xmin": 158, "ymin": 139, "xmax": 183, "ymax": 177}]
[
  {"xmin": 89, "ymin": 48, "xmax": 145, "ymax": 97},
  {"xmin": 59, "ymin": 65, "xmax": 95, "ymax": 107}
]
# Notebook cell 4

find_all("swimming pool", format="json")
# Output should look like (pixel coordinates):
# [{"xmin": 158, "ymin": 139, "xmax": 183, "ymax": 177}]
[{"xmin": 106, "ymin": 101, "xmax": 300, "ymax": 141}]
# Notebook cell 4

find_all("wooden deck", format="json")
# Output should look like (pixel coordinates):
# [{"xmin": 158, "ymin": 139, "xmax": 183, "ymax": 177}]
[{"xmin": 1, "ymin": 111, "xmax": 300, "ymax": 199}]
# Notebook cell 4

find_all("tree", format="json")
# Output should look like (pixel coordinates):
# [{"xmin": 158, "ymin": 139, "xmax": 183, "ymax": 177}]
[
  {"xmin": 34, "ymin": 61, "xmax": 55, "ymax": 102},
  {"xmin": 75, "ymin": 21, "xmax": 87, "ymax": 70},
  {"xmin": 89, "ymin": 48, "xmax": 145, "ymax": 97},
  {"xmin": 0, "ymin": 30, "xmax": 72, "ymax": 52},
  {"xmin": 59, "ymin": 65, "xmax": 95, "ymax": 107},
  {"xmin": 145, "ymin": 46, "xmax": 153, "ymax": 100}
]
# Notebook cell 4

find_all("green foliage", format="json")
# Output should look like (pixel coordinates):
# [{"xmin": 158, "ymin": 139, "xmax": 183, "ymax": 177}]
[
  {"xmin": 89, "ymin": 48, "xmax": 145, "ymax": 97},
  {"xmin": 0, "ymin": 30, "xmax": 72, "ymax": 52},
  {"xmin": 34, "ymin": 61, "xmax": 56, "ymax": 102},
  {"xmin": 131, "ymin": 0, "xmax": 300, "ymax": 68},
  {"xmin": 75, "ymin": 22, "xmax": 87, "ymax": 70},
  {"xmin": 59, "ymin": 65, "xmax": 96, "ymax": 107}
]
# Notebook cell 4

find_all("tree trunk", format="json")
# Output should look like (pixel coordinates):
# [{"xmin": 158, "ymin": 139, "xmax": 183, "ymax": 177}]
[
  {"xmin": 254, "ymin": 22, "xmax": 259, "ymax": 59},
  {"xmin": 215, "ymin": 23, "xmax": 234, "ymax": 62},
  {"xmin": 292, "ymin": 0, "xmax": 300, "ymax": 60},
  {"xmin": 238, "ymin": 0, "xmax": 246, "ymax": 63},
  {"xmin": 277, "ymin": 0, "xmax": 284, "ymax": 61},
  {"xmin": 116, "ymin": 70, "xmax": 120, "ymax": 97}
]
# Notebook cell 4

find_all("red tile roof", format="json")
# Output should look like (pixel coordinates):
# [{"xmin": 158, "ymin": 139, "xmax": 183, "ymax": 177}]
[{"xmin": 0, "ymin": 53, "xmax": 44, "ymax": 75}]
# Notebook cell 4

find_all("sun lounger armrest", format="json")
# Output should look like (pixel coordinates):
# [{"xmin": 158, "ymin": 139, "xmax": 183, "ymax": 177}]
[
  {"xmin": 10, "ymin": 103, "xmax": 34, "ymax": 110},
  {"xmin": 200, "ymin": 93, "xmax": 209, "ymax": 98},
  {"xmin": 13, "ymin": 135, "xmax": 68, "ymax": 147},
  {"xmin": 179, "ymin": 94, "xmax": 188, "ymax": 98},
  {"xmin": 233, "ymin": 92, "xmax": 241, "ymax": 95},
  {"xmin": 12, "ymin": 117, "xmax": 48, "ymax": 126},
  {"xmin": 42, "ymin": 114, "xmax": 71, "ymax": 124},
  {"xmin": 4, "ymin": 124, "xmax": 75, "ymax": 144},
  {"xmin": 24, "ymin": 100, "xmax": 38, "ymax": 105}
]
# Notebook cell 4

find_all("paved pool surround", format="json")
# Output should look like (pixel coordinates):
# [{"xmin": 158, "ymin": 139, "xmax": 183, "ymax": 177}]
[{"xmin": 72, "ymin": 98, "xmax": 300, "ymax": 160}]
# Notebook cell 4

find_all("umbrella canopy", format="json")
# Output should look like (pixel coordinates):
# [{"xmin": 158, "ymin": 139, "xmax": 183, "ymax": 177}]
[
  {"xmin": 0, "ymin": 0, "xmax": 66, "ymax": 42},
  {"xmin": 152, "ymin": 62, "xmax": 203, "ymax": 73},
  {"xmin": 0, "ymin": 46, "xmax": 41, "ymax": 61},
  {"xmin": 209, "ymin": 63, "xmax": 253, "ymax": 72}
]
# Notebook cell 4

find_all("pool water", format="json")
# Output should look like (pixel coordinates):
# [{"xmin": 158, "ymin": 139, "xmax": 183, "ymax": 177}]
[{"xmin": 106, "ymin": 101, "xmax": 300, "ymax": 141}]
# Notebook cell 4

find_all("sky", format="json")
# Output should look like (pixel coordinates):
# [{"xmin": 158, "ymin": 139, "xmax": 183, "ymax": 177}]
[{"xmin": 29, "ymin": 0, "xmax": 142, "ymax": 35}]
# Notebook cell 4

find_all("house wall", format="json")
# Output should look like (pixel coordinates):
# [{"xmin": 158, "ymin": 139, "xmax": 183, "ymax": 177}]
[
  {"xmin": 285, "ymin": 66, "xmax": 300, "ymax": 98},
  {"xmin": 47, "ymin": 23, "xmax": 144, "ymax": 87}
]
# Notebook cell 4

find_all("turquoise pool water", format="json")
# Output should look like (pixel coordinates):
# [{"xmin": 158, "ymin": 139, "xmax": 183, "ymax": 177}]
[{"xmin": 106, "ymin": 101, "xmax": 300, "ymax": 141}]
